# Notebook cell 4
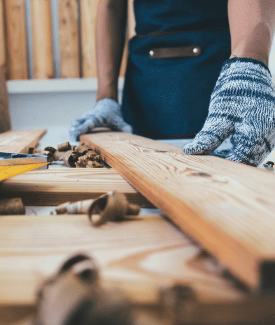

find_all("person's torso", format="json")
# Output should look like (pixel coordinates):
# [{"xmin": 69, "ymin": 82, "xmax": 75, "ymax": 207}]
[
  {"xmin": 134, "ymin": 0, "xmax": 229, "ymax": 35},
  {"xmin": 121, "ymin": 0, "xmax": 231, "ymax": 138}
]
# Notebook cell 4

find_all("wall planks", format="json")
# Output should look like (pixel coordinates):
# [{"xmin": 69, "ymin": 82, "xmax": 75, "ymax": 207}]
[
  {"xmin": 4, "ymin": 0, "xmax": 28, "ymax": 80},
  {"xmin": 58, "ymin": 0, "xmax": 80, "ymax": 78},
  {"xmin": 31, "ymin": 0, "xmax": 54, "ymax": 79},
  {"xmin": 81, "ymin": 132, "xmax": 275, "ymax": 291},
  {"xmin": 80, "ymin": 0, "xmax": 98, "ymax": 78},
  {"xmin": 0, "ymin": 0, "xmax": 6, "ymax": 77}
]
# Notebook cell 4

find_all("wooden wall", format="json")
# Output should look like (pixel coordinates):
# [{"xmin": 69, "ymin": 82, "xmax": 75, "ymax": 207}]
[{"xmin": 0, "ymin": 0, "xmax": 135, "ymax": 80}]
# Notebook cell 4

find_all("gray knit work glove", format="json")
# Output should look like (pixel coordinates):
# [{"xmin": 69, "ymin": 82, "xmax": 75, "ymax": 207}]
[
  {"xmin": 183, "ymin": 58, "xmax": 275, "ymax": 166},
  {"xmin": 69, "ymin": 98, "xmax": 132, "ymax": 142}
]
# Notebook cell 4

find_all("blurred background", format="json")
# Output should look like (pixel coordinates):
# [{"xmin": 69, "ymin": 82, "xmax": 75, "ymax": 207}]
[{"xmin": 1, "ymin": 0, "xmax": 275, "ymax": 130}]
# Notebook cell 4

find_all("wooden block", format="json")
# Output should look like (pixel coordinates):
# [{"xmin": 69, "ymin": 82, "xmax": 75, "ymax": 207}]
[
  {"xmin": 58, "ymin": 0, "xmax": 80, "ymax": 78},
  {"xmin": 80, "ymin": 0, "xmax": 99, "ymax": 78},
  {"xmin": 0, "ymin": 129, "xmax": 47, "ymax": 153},
  {"xmin": 31, "ymin": 0, "xmax": 54, "ymax": 79},
  {"xmin": 81, "ymin": 132, "xmax": 275, "ymax": 291},
  {"xmin": 0, "ymin": 168, "xmax": 151, "ymax": 207},
  {"xmin": 0, "ymin": 0, "xmax": 7, "ymax": 77},
  {"xmin": 4, "ymin": 0, "xmax": 28, "ymax": 80}
]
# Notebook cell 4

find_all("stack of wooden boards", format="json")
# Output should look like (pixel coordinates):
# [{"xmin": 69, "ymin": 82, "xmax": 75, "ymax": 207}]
[{"xmin": 1, "ymin": 129, "xmax": 275, "ymax": 324}]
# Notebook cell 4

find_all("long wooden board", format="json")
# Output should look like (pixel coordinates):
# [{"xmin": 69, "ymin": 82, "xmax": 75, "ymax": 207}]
[
  {"xmin": 0, "ymin": 168, "xmax": 151, "ymax": 206},
  {"xmin": 2, "ymin": 213, "xmax": 274, "ymax": 325},
  {"xmin": 0, "ymin": 129, "xmax": 47, "ymax": 153},
  {"xmin": 81, "ymin": 132, "xmax": 275, "ymax": 291}
]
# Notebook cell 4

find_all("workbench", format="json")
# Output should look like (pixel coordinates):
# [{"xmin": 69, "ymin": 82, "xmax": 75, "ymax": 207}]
[{"xmin": 1, "ymin": 126, "xmax": 275, "ymax": 325}]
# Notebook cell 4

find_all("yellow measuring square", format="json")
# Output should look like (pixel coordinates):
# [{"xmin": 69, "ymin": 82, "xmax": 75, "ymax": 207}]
[{"xmin": 0, "ymin": 163, "xmax": 49, "ymax": 181}]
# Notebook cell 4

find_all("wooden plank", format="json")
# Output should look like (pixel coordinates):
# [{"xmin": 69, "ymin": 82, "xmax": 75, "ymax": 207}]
[
  {"xmin": 0, "ymin": 129, "xmax": 47, "ymax": 153},
  {"xmin": 81, "ymin": 132, "xmax": 275, "ymax": 291},
  {"xmin": 0, "ymin": 0, "xmax": 7, "ymax": 77},
  {"xmin": 4, "ymin": 0, "xmax": 28, "ymax": 80},
  {"xmin": 0, "ymin": 213, "xmax": 265, "ymax": 325},
  {"xmin": 80, "ymin": 0, "xmax": 99, "ymax": 78},
  {"xmin": 31, "ymin": 0, "xmax": 54, "ymax": 79},
  {"xmin": 58, "ymin": 0, "xmax": 80, "ymax": 78},
  {"xmin": 0, "ymin": 168, "xmax": 151, "ymax": 207}
]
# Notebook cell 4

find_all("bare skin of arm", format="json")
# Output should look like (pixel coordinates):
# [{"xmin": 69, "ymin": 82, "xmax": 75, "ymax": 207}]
[
  {"xmin": 228, "ymin": 0, "xmax": 275, "ymax": 66},
  {"xmin": 95, "ymin": 0, "xmax": 128, "ymax": 102}
]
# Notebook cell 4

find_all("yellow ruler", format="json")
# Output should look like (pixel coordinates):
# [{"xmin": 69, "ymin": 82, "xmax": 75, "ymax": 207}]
[{"xmin": 0, "ymin": 163, "xmax": 49, "ymax": 182}]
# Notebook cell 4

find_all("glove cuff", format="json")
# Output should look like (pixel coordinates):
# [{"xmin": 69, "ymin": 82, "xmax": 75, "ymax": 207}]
[
  {"xmin": 96, "ymin": 98, "xmax": 119, "ymax": 109},
  {"xmin": 221, "ymin": 57, "xmax": 271, "ymax": 76}
]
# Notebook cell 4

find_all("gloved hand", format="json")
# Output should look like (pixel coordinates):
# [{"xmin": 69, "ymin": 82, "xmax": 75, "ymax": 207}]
[
  {"xmin": 183, "ymin": 58, "xmax": 275, "ymax": 166},
  {"xmin": 69, "ymin": 98, "xmax": 132, "ymax": 141}
]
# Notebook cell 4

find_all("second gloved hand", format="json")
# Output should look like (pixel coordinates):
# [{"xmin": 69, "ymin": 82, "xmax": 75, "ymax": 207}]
[
  {"xmin": 183, "ymin": 58, "xmax": 275, "ymax": 166},
  {"xmin": 69, "ymin": 98, "xmax": 132, "ymax": 141}
]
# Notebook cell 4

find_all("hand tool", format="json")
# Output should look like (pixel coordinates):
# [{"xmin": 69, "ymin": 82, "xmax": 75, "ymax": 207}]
[{"xmin": 0, "ymin": 152, "xmax": 48, "ymax": 181}]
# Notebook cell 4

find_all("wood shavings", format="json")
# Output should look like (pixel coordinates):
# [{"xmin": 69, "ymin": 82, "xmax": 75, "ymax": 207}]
[{"xmin": 44, "ymin": 142, "xmax": 104, "ymax": 168}]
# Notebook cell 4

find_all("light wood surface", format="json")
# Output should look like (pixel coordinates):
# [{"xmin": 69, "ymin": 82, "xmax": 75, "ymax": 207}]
[
  {"xmin": 81, "ymin": 132, "xmax": 275, "ymax": 291},
  {"xmin": 80, "ymin": 0, "xmax": 99, "ymax": 78},
  {"xmin": 0, "ymin": 213, "xmax": 259, "ymax": 324},
  {"xmin": 31, "ymin": 0, "xmax": 54, "ymax": 79},
  {"xmin": 4, "ymin": 0, "xmax": 28, "ymax": 80},
  {"xmin": 58, "ymin": 0, "xmax": 80, "ymax": 78},
  {"xmin": 0, "ymin": 0, "xmax": 6, "ymax": 77},
  {"xmin": 0, "ymin": 129, "xmax": 47, "ymax": 153},
  {"xmin": 0, "ymin": 168, "xmax": 151, "ymax": 206}
]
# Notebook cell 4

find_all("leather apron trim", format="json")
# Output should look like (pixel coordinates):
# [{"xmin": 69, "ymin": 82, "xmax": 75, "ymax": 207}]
[{"xmin": 149, "ymin": 46, "xmax": 202, "ymax": 59}]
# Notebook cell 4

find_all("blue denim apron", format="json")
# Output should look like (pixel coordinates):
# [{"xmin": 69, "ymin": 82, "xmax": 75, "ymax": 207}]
[{"xmin": 121, "ymin": 0, "xmax": 231, "ymax": 139}]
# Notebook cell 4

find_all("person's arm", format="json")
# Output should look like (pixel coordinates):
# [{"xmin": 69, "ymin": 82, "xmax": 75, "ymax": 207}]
[
  {"xmin": 228, "ymin": 0, "xmax": 275, "ymax": 65},
  {"xmin": 95, "ymin": 0, "xmax": 128, "ymax": 102},
  {"xmin": 183, "ymin": 0, "xmax": 275, "ymax": 166}
]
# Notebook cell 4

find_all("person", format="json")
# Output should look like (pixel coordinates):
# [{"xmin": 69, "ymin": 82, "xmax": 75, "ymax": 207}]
[{"xmin": 70, "ymin": 0, "xmax": 275, "ymax": 167}]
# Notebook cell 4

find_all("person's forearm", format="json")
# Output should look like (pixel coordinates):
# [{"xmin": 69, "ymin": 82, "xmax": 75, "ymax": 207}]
[
  {"xmin": 96, "ymin": 0, "xmax": 127, "ymax": 102},
  {"xmin": 228, "ymin": 0, "xmax": 275, "ymax": 65}
]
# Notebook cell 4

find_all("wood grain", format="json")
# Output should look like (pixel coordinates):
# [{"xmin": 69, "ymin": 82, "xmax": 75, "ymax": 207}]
[
  {"xmin": 80, "ymin": 0, "xmax": 99, "ymax": 78},
  {"xmin": 0, "ymin": 168, "xmax": 151, "ymax": 207},
  {"xmin": 4, "ymin": 0, "xmax": 28, "ymax": 80},
  {"xmin": 0, "ymin": 213, "xmax": 262, "ymax": 324},
  {"xmin": 0, "ymin": 129, "xmax": 47, "ymax": 153},
  {"xmin": 81, "ymin": 132, "xmax": 275, "ymax": 291},
  {"xmin": 31, "ymin": 0, "xmax": 54, "ymax": 79},
  {"xmin": 58, "ymin": 0, "xmax": 80, "ymax": 78}
]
